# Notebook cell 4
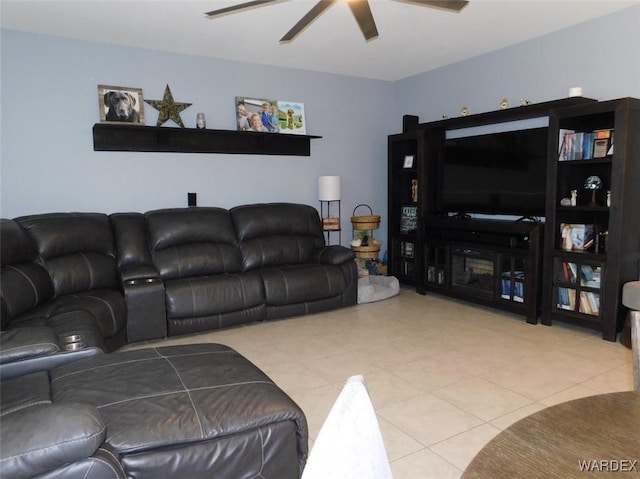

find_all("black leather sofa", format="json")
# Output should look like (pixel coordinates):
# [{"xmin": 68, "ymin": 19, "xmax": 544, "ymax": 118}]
[
  {"xmin": 0, "ymin": 203, "xmax": 356, "ymax": 478},
  {"xmin": 112, "ymin": 203, "xmax": 357, "ymax": 340},
  {"xmin": 2, "ymin": 203, "xmax": 357, "ymax": 352}
]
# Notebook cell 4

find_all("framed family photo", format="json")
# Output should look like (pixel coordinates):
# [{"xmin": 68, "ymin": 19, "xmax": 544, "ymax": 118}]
[
  {"xmin": 235, "ymin": 96, "xmax": 279, "ymax": 132},
  {"xmin": 98, "ymin": 84, "xmax": 144, "ymax": 124}
]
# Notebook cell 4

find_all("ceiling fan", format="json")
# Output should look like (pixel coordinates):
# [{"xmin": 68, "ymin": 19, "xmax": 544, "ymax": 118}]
[{"xmin": 205, "ymin": 0, "xmax": 469, "ymax": 42}]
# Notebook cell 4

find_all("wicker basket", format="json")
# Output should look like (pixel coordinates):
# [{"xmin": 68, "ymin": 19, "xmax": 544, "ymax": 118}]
[
  {"xmin": 351, "ymin": 204, "xmax": 381, "ymax": 230},
  {"xmin": 351, "ymin": 244, "xmax": 381, "ymax": 259}
]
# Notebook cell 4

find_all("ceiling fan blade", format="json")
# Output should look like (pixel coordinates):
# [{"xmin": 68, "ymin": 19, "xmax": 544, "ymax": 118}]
[
  {"xmin": 280, "ymin": 0, "xmax": 336, "ymax": 43},
  {"xmin": 347, "ymin": 0, "xmax": 378, "ymax": 41},
  {"xmin": 205, "ymin": 0, "xmax": 281, "ymax": 17},
  {"xmin": 401, "ymin": 0, "xmax": 469, "ymax": 12}
]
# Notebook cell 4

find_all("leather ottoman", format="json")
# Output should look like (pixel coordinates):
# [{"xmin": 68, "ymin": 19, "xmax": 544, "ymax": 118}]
[{"xmin": 1, "ymin": 343, "xmax": 308, "ymax": 478}]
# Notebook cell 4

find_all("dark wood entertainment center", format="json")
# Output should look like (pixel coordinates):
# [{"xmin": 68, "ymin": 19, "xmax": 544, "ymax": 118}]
[
  {"xmin": 423, "ymin": 217, "xmax": 543, "ymax": 325},
  {"xmin": 389, "ymin": 97, "xmax": 640, "ymax": 340}
]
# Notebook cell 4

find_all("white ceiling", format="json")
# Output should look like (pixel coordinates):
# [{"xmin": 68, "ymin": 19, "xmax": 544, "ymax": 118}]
[{"xmin": 2, "ymin": 0, "xmax": 639, "ymax": 81}]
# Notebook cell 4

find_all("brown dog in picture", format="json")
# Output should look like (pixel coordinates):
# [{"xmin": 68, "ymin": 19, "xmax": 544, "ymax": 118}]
[
  {"xmin": 104, "ymin": 90, "xmax": 139, "ymax": 122},
  {"xmin": 286, "ymin": 108, "xmax": 295, "ymax": 129}
]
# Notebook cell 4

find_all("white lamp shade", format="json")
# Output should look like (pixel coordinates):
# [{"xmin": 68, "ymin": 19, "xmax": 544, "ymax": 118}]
[{"xmin": 319, "ymin": 176, "xmax": 341, "ymax": 201}]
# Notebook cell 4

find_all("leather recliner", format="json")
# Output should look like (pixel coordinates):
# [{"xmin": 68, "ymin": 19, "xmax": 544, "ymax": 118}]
[
  {"xmin": 3, "ymin": 214, "xmax": 127, "ymax": 351},
  {"xmin": 231, "ymin": 203, "xmax": 357, "ymax": 320},
  {"xmin": 144, "ymin": 207, "xmax": 267, "ymax": 336},
  {"xmin": 109, "ymin": 204, "xmax": 357, "ymax": 340}
]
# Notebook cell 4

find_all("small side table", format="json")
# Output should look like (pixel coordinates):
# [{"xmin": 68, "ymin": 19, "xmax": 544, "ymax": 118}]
[
  {"xmin": 462, "ymin": 391, "xmax": 640, "ymax": 479},
  {"xmin": 320, "ymin": 200, "xmax": 341, "ymax": 245}
]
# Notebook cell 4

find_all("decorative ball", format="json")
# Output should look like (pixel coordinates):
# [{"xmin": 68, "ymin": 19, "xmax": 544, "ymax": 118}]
[{"xmin": 584, "ymin": 175, "xmax": 602, "ymax": 190}]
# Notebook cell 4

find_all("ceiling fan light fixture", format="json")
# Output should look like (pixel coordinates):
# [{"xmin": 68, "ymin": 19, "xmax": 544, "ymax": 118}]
[
  {"xmin": 400, "ymin": 0, "xmax": 469, "ymax": 13},
  {"xmin": 279, "ymin": 0, "xmax": 336, "ymax": 43},
  {"xmin": 206, "ymin": 0, "xmax": 469, "ymax": 42},
  {"xmin": 347, "ymin": 0, "xmax": 378, "ymax": 41}
]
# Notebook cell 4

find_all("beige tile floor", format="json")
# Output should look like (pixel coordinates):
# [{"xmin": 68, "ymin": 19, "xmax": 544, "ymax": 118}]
[{"xmin": 122, "ymin": 287, "xmax": 633, "ymax": 478}]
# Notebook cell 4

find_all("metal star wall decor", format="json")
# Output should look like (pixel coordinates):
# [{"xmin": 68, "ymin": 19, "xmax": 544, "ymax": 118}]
[{"xmin": 144, "ymin": 84, "xmax": 192, "ymax": 127}]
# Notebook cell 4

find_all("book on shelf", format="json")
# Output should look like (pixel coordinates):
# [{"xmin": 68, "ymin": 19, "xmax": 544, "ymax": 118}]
[
  {"xmin": 427, "ymin": 265, "xmax": 436, "ymax": 283},
  {"xmin": 579, "ymin": 291, "xmax": 600, "ymax": 316},
  {"xmin": 558, "ymin": 128, "xmax": 614, "ymax": 161},
  {"xmin": 556, "ymin": 287, "xmax": 600, "ymax": 315},
  {"xmin": 402, "ymin": 260, "xmax": 414, "ymax": 277},
  {"xmin": 557, "ymin": 287, "xmax": 576, "ymax": 311},
  {"xmin": 560, "ymin": 224, "xmax": 594, "ymax": 251},
  {"xmin": 559, "ymin": 262, "xmax": 601, "ymax": 288},
  {"xmin": 427, "ymin": 266, "xmax": 445, "ymax": 285},
  {"xmin": 560, "ymin": 261, "xmax": 577, "ymax": 283},
  {"xmin": 579, "ymin": 264, "xmax": 601, "ymax": 288},
  {"xmin": 399, "ymin": 205, "xmax": 418, "ymax": 234},
  {"xmin": 401, "ymin": 241, "xmax": 414, "ymax": 259},
  {"xmin": 411, "ymin": 179, "xmax": 418, "ymax": 203},
  {"xmin": 500, "ymin": 271, "xmax": 525, "ymax": 302}
]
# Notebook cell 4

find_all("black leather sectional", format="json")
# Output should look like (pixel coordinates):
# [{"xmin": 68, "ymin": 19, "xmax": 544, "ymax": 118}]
[
  {"xmin": 2, "ymin": 203, "xmax": 357, "ymax": 352},
  {"xmin": 0, "ymin": 203, "xmax": 357, "ymax": 478}
]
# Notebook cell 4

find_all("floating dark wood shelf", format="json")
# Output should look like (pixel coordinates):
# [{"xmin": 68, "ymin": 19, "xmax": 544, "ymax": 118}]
[{"xmin": 93, "ymin": 123, "xmax": 322, "ymax": 156}]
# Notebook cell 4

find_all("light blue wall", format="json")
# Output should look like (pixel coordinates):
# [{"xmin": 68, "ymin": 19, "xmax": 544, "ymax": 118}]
[
  {"xmin": 1, "ymin": 6, "xmax": 639, "ymax": 252},
  {"xmin": 0, "ymin": 29, "xmax": 394, "ymax": 247},
  {"xmin": 392, "ymin": 6, "xmax": 640, "ymax": 122}
]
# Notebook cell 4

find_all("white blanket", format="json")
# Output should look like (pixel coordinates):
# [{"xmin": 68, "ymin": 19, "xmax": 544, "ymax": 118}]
[{"xmin": 301, "ymin": 375, "xmax": 394, "ymax": 479}]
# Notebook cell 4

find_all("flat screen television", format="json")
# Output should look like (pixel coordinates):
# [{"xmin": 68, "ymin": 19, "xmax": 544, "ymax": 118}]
[{"xmin": 439, "ymin": 127, "xmax": 548, "ymax": 216}]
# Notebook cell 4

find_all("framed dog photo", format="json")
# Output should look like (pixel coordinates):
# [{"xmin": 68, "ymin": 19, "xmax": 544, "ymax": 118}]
[
  {"xmin": 98, "ymin": 85, "xmax": 145, "ymax": 124},
  {"xmin": 277, "ymin": 100, "xmax": 306, "ymax": 135}
]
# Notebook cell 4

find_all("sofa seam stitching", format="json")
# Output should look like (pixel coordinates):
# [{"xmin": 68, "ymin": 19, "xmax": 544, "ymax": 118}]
[
  {"xmin": 51, "ymin": 350, "xmax": 235, "ymax": 382},
  {"xmin": 94, "ymin": 381, "xmax": 274, "ymax": 409},
  {"xmin": 5, "ymin": 265, "xmax": 41, "ymax": 307},
  {"xmin": 0, "ymin": 424, "xmax": 106, "ymax": 464},
  {"xmin": 154, "ymin": 347, "xmax": 205, "ymax": 439}
]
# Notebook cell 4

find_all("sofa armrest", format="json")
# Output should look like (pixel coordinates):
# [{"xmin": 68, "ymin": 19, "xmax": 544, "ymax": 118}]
[
  {"xmin": 313, "ymin": 245, "xmax": 355, "ymax": 266},
  {"xmin": 0, "ymin": 403, "xmax": 106, "ymax": 478},
  {"xmin": 121, "ymin": 273, "xmax": 167, "ymax": 343},
  {"xmin": 0, "ymin": 327, "xmax": 60, "ymax": 365},
  {"xmin": 0, "ymin": 325, "xmax": 103, "ymax": 380},
  {"xmin": 119, "ymin": 264, "xmax": 161, "ymax": 284}
]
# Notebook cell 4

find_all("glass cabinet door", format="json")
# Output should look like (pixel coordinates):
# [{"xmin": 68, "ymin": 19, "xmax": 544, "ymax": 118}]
[
  {"xmin": 500, "ymin": 256, "xmax": 526, "ymax": 303},
  {"xmin": 425, "ymin": 243, "xmax": 446, "ymax": 286},
  {"xmin": 450, "ymin": 248, "xmax": 495, "ymax": 299},
  {"xmin": 554, "ymin": 258, "xmax": 602, "ymax": 316}
]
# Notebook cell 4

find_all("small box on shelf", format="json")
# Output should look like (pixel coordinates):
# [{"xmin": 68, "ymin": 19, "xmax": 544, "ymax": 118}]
[{"xmin": 400, "ymin": 205, "xmax": 418, "ymax": 234}]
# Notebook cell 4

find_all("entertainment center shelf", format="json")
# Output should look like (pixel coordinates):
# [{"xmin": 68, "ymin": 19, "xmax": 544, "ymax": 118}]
[
  {"xmin": 542, "ymin": 97, "xmax": 640, "ymax": 341},
  {"xmin": 390, "ymin": 96, "xmax": 640, "ymax": 340},
  {"xmin": 422, "ymin": 218, "xmax": 543, "ymax": 324},
  {"xmin": 92, "ymin": 123, "xmax": 321, "ymax": 156},
  {"xmin": 416, "ymin": 97, "xmax": 597, "ymax": 130}
]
